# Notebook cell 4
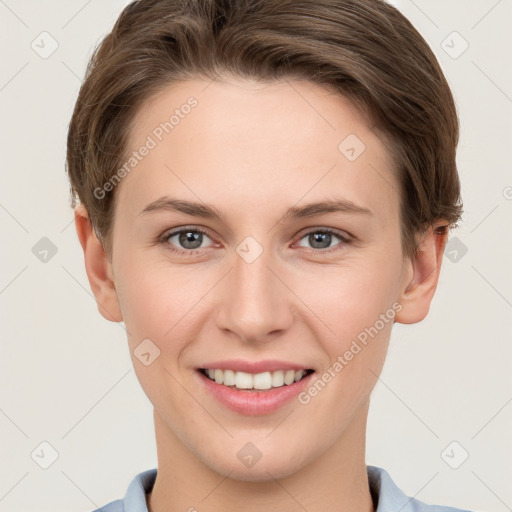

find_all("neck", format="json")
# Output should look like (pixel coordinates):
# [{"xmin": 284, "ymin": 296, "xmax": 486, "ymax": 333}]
[{"xmin": 147, "ymin": 401, "xmax": 374, "ymax": 512}]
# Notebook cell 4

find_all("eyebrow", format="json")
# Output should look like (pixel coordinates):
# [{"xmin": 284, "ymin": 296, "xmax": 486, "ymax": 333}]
[{"xmin": 139, "ymin": 196, "xmax": 373, "ymax": 221}]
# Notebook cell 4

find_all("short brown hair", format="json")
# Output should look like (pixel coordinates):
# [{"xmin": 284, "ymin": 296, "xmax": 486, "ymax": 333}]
[{"xmin": 66, "ymin": 0, "xmax": 462, "ymax": 260}]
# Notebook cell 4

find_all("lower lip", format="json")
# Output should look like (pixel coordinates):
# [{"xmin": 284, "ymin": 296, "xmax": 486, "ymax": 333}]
[{"xmin": 197, "ymin": 370, "xmax": 315, "ymax": 416}]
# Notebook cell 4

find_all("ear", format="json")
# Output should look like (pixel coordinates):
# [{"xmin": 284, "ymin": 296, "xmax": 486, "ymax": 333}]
[
  {"xmin": 395, "ymin": 222, "xmax": 449, "ymax": 324},
  {"xmin": 74, "ymin": 204, "xmax": 123, "ymax": 323}
]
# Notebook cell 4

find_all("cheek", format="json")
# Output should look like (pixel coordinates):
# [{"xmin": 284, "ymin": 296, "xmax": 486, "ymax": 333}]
[
  {"xmin": 115, "ymin": 256, "xmax": 205, "ymax": 340},
  {"xmin": 299, "ymin": 258, "xmax": 401, "ymax": 336},
  {"xmin": 299, "ymin": 268, "xmax": 397, "ymax": 419},
  {"xmin": 115, "ymin": 262, "xmax": 203, "ymax": 408}
]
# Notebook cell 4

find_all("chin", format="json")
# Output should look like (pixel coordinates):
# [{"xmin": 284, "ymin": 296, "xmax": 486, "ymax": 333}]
[{"xmin": 200, "ymin": 448, "xmax": 310, "ymax": 483}]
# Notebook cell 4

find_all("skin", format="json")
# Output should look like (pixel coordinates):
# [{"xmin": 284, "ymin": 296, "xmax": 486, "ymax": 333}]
[{"xmin": 75, "ymin": 76, "xmax": 448, "ymax": 512}]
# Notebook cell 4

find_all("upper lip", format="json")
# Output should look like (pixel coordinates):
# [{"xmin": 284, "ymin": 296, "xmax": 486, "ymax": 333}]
[{"xmin": 198, "ymin": 359, "xmax": 312, "ymax": 374}]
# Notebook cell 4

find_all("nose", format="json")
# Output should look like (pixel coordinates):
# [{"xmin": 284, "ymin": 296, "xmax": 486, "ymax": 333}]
[{"xmin": 214, "ymin": 245, "xmax": 294, "ymax": 345}]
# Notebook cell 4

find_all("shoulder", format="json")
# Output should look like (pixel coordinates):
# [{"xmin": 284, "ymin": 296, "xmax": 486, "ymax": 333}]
[
  {"xmin": 88, "ymin": 468, "xmax": 157, "ymax": 512},
  {"xmin": 367, "ymin": 465, "xmax": 475, "ymax": 512}
]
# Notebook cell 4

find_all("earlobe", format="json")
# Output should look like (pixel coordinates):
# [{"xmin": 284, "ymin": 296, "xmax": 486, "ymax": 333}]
[
  {"xmin": 74, "ymin": 205, "xmax": 123, "ymax": 323},
  {"xmin": 395, "ymin": 223, "xmax": 448, "ymax": 325}
]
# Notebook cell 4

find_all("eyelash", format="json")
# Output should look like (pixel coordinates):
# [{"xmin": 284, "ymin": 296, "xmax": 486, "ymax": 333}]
[{"xmin": 158, "ymin": 225, "xmax": 352, "ymax": 256}]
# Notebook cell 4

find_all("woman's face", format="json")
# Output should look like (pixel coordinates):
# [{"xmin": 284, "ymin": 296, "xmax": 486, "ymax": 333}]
[{"xmin": 107, "ymin": 77, "xmax": 413, "ymax": 480}]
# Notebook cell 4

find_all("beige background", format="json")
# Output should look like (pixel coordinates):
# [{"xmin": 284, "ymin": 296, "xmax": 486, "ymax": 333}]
[{"xmin": 0, "ymin": 0, "xmax": 511, "ymax": 510}]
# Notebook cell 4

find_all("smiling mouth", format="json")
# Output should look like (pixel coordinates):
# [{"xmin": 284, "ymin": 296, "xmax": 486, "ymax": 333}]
[{"xmin": 198, "ymin": 368, "xmax": 315, "ymax": 391}]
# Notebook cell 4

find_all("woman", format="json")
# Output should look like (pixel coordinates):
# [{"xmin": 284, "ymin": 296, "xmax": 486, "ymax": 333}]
[{"xmin": 67, "ymin": 0, "xmax": 471, "ymax": 510}]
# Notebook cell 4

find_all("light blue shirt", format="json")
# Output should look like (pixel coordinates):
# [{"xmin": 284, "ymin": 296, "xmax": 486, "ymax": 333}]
[{"xmin": 90, "ymin": 465, "xmax": 473, "ymax": 512}]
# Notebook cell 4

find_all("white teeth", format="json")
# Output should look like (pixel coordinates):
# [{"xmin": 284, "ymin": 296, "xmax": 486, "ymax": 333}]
[
  {"xmin": 294, "ymin": 370, "xmax": 305, "ymax": 382},
  {"xmin": 202, "ymin": 368, "xmax": 310, "ymax": 390},
  {"xmin": 272, "ymin": 370, "xmax": 285, "ymax": 387},
  {"xmin": 253, "ymin": 371, "xmax": 272, "ymax": 390},
  {"xmin": 284, "ymin": 369, "xmax": 296, "ymax": 385},
  {"xmin": 223, "ymin": 369, "xmax": 236, "ymax": 386},
  {"xmin": 235, "ymin": 371, "xmax": 253, "ymax": 389}
]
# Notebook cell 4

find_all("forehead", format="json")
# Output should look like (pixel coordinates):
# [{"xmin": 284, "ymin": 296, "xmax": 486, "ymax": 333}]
[{"xmin": 117, "ymin": 77, "xmax": 399, "ymax": 223}]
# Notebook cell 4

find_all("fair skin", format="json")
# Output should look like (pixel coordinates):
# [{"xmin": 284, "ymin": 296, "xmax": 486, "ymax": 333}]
[{"xmin": 75, "ymin": 76, "xmax": 447, "ymax": 512}]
